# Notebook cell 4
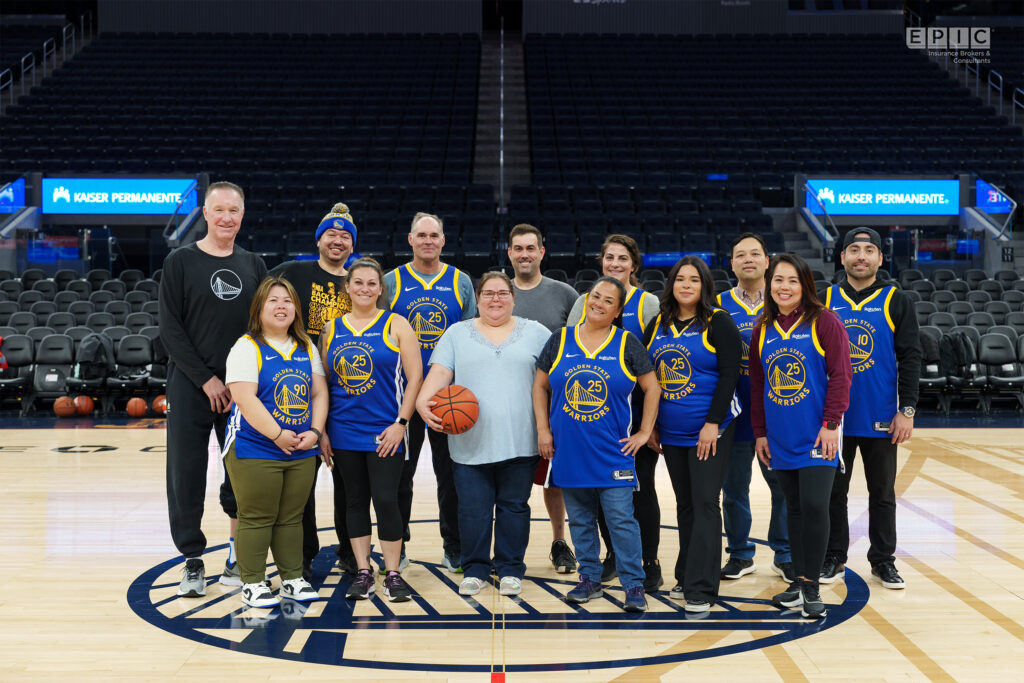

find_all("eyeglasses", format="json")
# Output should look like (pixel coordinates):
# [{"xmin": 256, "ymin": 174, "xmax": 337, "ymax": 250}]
[{"xmin": 479, "ymin": 290, "xmax": 512, "ymax": 300}]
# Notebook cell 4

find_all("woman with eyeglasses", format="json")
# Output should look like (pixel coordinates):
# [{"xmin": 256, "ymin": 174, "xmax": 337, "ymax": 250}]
[{"xmin": 416, "ymin": 271, "xmax": 551, "ymax": 598}]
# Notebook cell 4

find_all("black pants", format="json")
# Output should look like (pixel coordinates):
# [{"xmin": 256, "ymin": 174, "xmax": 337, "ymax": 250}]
[
  {"xmin": 165, "ymin": 364, "xmax": 236, "ymax": 559},
  {"xmin": 301, "ymin": 462, "xmax": 349, "ymax": 564},
  {"xmin": 336, "ymin": 449, "xmax": 405, "ymax": 541},
  {"xmin": 398, "ymin": 413, "xmax": 460, "ymax": 555},
  {"xmin": 599, "ymin": 445, "xmax": 661, "ymax": 560},
  {"xmin": 827, "ymin": 436, "xmax": 898, "ymax": 566},
  {"xmin": 662, "ymin": 421, "xmax": 734, "ymax": 603},
  {"xmin": 775, "ymin": 466, "xmax": 837, "ymax": 581}
]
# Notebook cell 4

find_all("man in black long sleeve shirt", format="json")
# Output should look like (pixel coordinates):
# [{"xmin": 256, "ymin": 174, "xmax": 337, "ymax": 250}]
[
  {"xmin": 820, "ymin": 228, "xmax": 920, "ymax": 590},
  {"xmin": 160, "ymin": 181, "xmax": 267, "ymax": 597}
]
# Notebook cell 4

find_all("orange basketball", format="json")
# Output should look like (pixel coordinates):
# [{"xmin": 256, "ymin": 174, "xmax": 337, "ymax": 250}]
[
  {"xmin": 53, "ymin": 396, "xmax": 76, "ymax": 418},
  {"xmin": 126, "ymin": 397, "xmax": 148, "ymax": 418},
  {"xmin": 73, "ymin": 395, "xmax": 94, "ymax": 416},
  {"xmin": 152, "ymin": 395, "xmax": 167, "ymax": 415},
  {"xmin": 430, "ymin": 384, "xmax": 479, "ymax": 434}
]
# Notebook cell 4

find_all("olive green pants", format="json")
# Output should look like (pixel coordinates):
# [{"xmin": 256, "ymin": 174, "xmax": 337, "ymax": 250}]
[{"xmin": 224, "ymin": 446, "xmax": 316, "ymax": 585}]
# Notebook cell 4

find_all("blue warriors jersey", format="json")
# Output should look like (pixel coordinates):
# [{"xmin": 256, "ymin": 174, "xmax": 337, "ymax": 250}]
[
  {"xmin": 758, "ymin": 317, "xmax": 839, "ymax": 470},
  {"xmin": 647, "ymin": 312, "xmax": 741, "ymax": 448},
  {"xmin": 547, "ymin": 326, "xmax": 638, "ymax": 488},
  {"xmin": 223, "ymin": 335, "xmax": 318, "ymax": 461},
  {"xmin": 826, "ymin": 285, "xmax": 898, "ymax": 437},
  {"xmin": 717, "ymin": 290, "xmax": 763, "ymax": 442},
  {"xmin": 390, "ymin": 263, "xmax": 464, "ymax": 370},
  {"xmin": 323, "ymin": 311, "xmax": 405, "ymax": 454},
  {"xmin": 580, "ymin": 285, "xmax": 647, "ymax": 339}
]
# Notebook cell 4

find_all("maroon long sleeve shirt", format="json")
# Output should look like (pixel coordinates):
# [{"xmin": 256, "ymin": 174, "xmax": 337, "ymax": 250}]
[{"xmin": 749, "ymin": 306, "xmax": 852, "ymax": 439}]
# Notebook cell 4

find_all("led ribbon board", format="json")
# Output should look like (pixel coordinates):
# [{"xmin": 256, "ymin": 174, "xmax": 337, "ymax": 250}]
[
  {"xmin": 42, "ymin": 177, "xmax": 197, "ymax": 215},
  {"xmin": 805, "ymin": 178, "xmax": 960, "ymax": 216}
]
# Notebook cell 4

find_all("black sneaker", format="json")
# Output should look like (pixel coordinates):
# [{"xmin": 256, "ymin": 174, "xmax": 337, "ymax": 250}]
[
  {"xmin": 337, "ymin": 553, "xmax": 359, "ymax": 575},
  {"xmin": 600, "ymin": 552, "xmax": 618, "ymax": 582},
  {"xmin": 550, "ymin": 540, "xmax": 577, "ymax": 574},
  {"xmin": 872, "ymin": 562, "xmax": 906, "ymax": 590},
  {"xmin": 771, "ymin": 561, "xmax": 796, "ymax": 583},
  {"xmin": 668, "ymin": 583, "xmax": 685, "ymax": 601},
  {"xmin": 302, "ymin": 559, "xmax": 313, "ymax": 582},
  {"xmin": 383, "ymin": 571, "xmax": 412, "ymax": 602},
  {"xmin": 819, "ymin": 556, "xmax": 845, "ymax": 584},
  {"xmin": 642, "ymin": 558, "xmax": 664, "ymax": 592},
  {"xmin": 772, "ymin": 579, "xmax": 803, "ymax": 609},
  {"xmin": 800, "ymin": 581, "xmax": 826, "ymax": 619},
  {"xmin": 346, "ymin": 569, "xmax": 375, "ymax": 600},
  {"xmin": 721, "ymin": 557, "xmax": 756, "ymax": 580}
]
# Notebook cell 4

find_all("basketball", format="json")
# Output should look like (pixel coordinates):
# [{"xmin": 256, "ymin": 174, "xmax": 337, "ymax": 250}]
[
  {"xmin": 152, "ymin": 395, "xmax": 167, "ymax": 415},
  {"xmin": 53, "ymin": 396, "xmax": 76, "ymax": 418},
  {"xmin": 430, "ymin": 384, "xmax": 479, "ymax": 434},
  {"xmin": 126, "ymin": 397, "xmax": 148, "ymax": 418},
  {"xmin": 73, "ymin": 395, "xmax": 94, "ymax": 416}
]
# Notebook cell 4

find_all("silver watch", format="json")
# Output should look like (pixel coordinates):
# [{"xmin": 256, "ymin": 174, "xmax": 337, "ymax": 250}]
[{"xmin": 901, "ymin": 406, "xmax": 916, "ymax": 418}]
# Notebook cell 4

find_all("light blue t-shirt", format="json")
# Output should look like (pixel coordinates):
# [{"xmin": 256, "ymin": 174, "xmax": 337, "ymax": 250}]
[{"xmin": 429, "ymin": 317, "xmax": 550, "ymax": 466}]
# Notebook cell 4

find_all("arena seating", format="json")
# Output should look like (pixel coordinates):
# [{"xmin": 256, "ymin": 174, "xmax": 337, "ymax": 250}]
[{"xmin": 0, "ymin": 23, "xmax": 63, "ymax": 78}]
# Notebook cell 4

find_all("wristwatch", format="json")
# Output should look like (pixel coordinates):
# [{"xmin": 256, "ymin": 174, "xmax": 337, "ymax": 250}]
[
  {"xmin": 822, "ymin": 420, "xmax": 839, "ymax": 430},
  {"xmin": 395, "ymin": 416, "xmax": 409, "ymax": 427},
  {"xmin": 901, "ymin": 406, "xmax": 916, "ymax": 418}
]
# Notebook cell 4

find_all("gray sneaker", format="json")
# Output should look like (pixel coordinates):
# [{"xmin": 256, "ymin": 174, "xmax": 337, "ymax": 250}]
[
  {"xmin": 219, "ymin": 560, "xmax": 242, "ymax": 587},
  {"xmin": 441, "ymin": 551, "xmax": 463, "ymax": 574},
  {"xmin": 178, "ymin": 558, "xmax": 206, "ymax": 597}
]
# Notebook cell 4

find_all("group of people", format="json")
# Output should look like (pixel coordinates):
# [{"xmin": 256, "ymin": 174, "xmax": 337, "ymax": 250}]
[{"xmin": 161, "ymin": 181, "xmax": 920, "ymax": 618}]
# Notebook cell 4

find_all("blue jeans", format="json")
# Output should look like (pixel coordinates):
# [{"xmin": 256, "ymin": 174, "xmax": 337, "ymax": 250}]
[
  {"xmin": 562, "ymin": 486, "xmax": 644, "ymax": 589},
  {"xmin": 721, "ymin": 440, "xmax": 791, "ymax": 563},
  {"xmin": 451, "ymin": 456, "xmax": 538, "ymax": 581}
]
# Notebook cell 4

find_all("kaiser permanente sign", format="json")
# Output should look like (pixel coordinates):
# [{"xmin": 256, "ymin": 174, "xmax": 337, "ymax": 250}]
[
  {"xmin": 42, "ymin": 177, "xmax": 197, "ymax": 215},
  {"xmin": 805, "ymin": 179, "xmax": 960, "ymax": 217}
]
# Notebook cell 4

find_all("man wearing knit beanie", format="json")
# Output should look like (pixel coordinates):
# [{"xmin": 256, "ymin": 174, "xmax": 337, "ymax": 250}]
[{"xmin": 270, "ymin": 202, "xmax": 357, "ymax": 580}]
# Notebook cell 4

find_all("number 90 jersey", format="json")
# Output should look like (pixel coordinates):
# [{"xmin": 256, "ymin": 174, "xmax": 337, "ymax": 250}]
[{"xmin": 547, "ymin": 326, "xmax": 638, "ymax": 489}]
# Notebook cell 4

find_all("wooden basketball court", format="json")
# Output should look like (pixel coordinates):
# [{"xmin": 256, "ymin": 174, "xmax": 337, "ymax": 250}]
[{"xmin": 2, "ymin": 421, "xmax": 1023, "ymax": 680}]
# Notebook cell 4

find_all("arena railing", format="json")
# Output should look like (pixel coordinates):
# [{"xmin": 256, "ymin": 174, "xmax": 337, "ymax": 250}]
[
  {"xmin": 61, "ymin": 23, "xmax": 75, "ymax": 61},
  {"xmin": 1013, "ymin": 87, "xmax": 1024, "ymax": 126},
  {"xmin": 20, "ymin": 53, "xmax": 35, "ymax": 97},
  {"xmin": 0, "ymin": 69, "xmax": 11, "ymax": 115},
  {"xmin": 42, "ymin": 38, "xmax": 56, "ymax": 78}
]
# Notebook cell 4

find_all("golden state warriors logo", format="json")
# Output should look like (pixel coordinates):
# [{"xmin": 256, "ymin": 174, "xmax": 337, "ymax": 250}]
[
  {"xmin": 653, "ymin": 346, "xmax": 694, "ymax": 400},
  {"xmin": 271, "ymin": 371, "xmax": 310, "ymax": 425},
  {"xmin": 563, "ymin": 366, "xmax": 610, "ymax": 422},
  {"xmin": 408, "ymin": 300, "xmax": 447, "ymax": 347},
  {"xmin": 332, "ymin": 341, "xmax": 376, "ymax": 394},
  {"xmin": 847, "ymin": 322, "xmax": 876, "ymax": 373},
  {"xmin": 765, "ymin": 351, "xmax": 810, "ymax": 405}
]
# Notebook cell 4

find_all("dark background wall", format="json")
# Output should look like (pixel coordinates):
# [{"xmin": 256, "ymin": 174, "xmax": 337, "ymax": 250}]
[{"xmin": 98, "ymin": 0, "xmax": 482, "ymax": 34}]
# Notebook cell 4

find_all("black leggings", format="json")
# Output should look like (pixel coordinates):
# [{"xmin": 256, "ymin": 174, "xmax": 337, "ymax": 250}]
[
  {"xmin": 774, "ymin": 466, "xmax": 837, "ymax": 581},
  {"xmin": 335, "ymin": 449, "xmax": 405, "ymax": 542}
]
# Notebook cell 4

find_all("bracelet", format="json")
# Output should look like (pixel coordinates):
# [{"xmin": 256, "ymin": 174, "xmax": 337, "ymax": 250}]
[
  {"xmin": 309, "ymin": 427, "xmax": 322, "ymax": 439},
  {"xmin": 273, "ymin": 426, "xmax": 283, "ymax": 441}
]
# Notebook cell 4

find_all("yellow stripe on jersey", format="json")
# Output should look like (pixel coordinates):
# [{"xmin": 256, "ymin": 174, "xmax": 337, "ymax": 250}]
[
  {"xmin": 619, "ymin": 332, "xmax": 635, "ymax": 381},
  {"xmin": 811, "ymin": 318, "xmax": 826, "ymax": 357},
  {"xmin": 383, "ymin": 313, "xmax": 400, "ymax": 353},
  {"xmin": 883, "ymin": 287, "xmax": 896, "ymax": 332},
  {"xmin": 549, "ymin": 327, "xmax": 568, "ymax": 374}
]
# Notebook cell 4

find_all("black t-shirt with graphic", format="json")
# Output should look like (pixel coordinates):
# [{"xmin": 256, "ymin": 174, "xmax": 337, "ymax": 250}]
[{"xmin": 269, "ymin": 259, "xmax": 351, "ymax": 344}]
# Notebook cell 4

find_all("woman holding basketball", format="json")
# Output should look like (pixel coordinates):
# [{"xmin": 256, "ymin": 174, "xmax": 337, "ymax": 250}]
[
  {"xmin": 751, "ymin": 254, "xmax": 851, "ymax": 619},
  {"xmin": 643, "ymin": 256, "xmax": 742, "ymax": 613},
  {"xmin": 222, "ymin": 276, "xmax": 327, "ymax": 608},
  {"xmin": 321, "ymin": 258, "xmax": 422, "ymax": 602},
  {"xmin": 416, "ymin": 271, "xmax": 550, "ymax": 597},
  {"xmin": 533, "ymin": 276, "xmax": 661, "ymax": 612}
]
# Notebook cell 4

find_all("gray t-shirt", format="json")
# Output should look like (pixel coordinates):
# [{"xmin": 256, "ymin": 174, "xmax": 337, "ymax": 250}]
[
  {"xmin": 566, "ymin": 287, "xmax": 660, "ymax": 330},
  {"xmin": 512, "ymin": 276, "xmax": 579, "ymax": 332},
  {"xmin": 383, "ymin": 264, "xmax": 477, "ymax": 320},
  {"xmin": 429, "ymin": 317, "xmax": 551, "ymax": 466}
]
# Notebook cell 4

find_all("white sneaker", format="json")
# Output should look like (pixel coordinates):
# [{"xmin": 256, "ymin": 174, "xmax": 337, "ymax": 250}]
[
  {"xmin": 280, "ymin": 577, "xmax": 319, "ymax": 602},
  {"xmin": 177, "ymin": 559, "xmax": 206, "ymax": 597},
  {"xmin": 219, "ymin": 560, "xmax": 242, "ymax": 587},
  {"xmin": 241, "ymin": 582, "xmax": 279, "ymax": 608},
  {"xmin": 499, "ymin": 576, "xmax": 522, "ymax": 596},
  {"xmin": 459, "ymin": 577, "xmax": 486, "ymax": 595}
]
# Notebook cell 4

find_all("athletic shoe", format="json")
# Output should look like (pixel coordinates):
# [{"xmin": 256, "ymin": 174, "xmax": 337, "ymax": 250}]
[
  {"xmin": 566, "ymin": 578, "xmax": 603, "ymax": 604},
  {"xmin": 379, "ymin": 547, "xmax": 410, "ymax": 575},
  {"xmin": 720, "ymin": 557, "xmax": 756, "ymax": 580},
  {"xmin": 280, "ymin": 577, "xmax": 319, "ymax": 602},
  {"xmin": 219, "ymin": 560, "xmax": 242, "ymax": 587},
  {"xmin": 346, "ymin": 569, "xmax": 375, "ymax": 600},
  {"xmin": 643, "ymin": 559, "xmax": 664, "ymax": 593},
  {"xmin": 177, "ymin": 558, "xmax": 206, "ymax": 597},
  {"xmin": 241, "ymin": 582, "xmax": 279, "ymax": 608},
  {"xmin": 458, "ymin": 577, "xmax": 485, "ymax": 596},
  {"xmin": 800, "ymin": 581, "xmax": 827, "ymax": 619},
  {"xmin": 550, "ymin": 540, "xmax": 576, "ymax": 574},
  {"xmin": 685, "ymin": 599, "xmax": 711, "ymax": 613},
  {"xmin": 819, "ymin": 556, "xmax": 845, "ymax": 584},
  {"xmin": 623, "ymin": 586, "xmax": 647, "ymax": 612},
  {"xmin": 499, "ymin": 576, "xmax": 522, "ymax": 596},
  {"xmin": 669, "ymin": 583, "xmax": 685, "ymax": 601},
  {"xmin": 383, "ymin": 571, "xmax": 412, "ymax": 602},
  {"xmin": 441, "ymin": 551, "xmax": 463, "ymax": 574},
  {"xmin": 772, "ymin": 580, "xmax": 804, "ymax": 609},
  {"xmin": 872, "ymin": 562, "xmax": 906, "ymax": 590},
  {"xmin": 600, "ymin": 552, "xmax": 618, "ymax": 582},
  {"xmin": 338, "ymin": 553, "xmax": 359, "ymax": 575},
  {"xmin": 771, "ymin": 561, "xmax": 796, "ymax": 583}
]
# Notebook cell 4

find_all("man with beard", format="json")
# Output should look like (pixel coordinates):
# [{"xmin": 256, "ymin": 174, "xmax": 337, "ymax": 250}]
[
  {"xmin": 269, "ymin": 203, "xmax": 356, "ymax": 579},
  {"xmin": 506, "ymin": 224, "xmax": 579, "ymax": 573}
]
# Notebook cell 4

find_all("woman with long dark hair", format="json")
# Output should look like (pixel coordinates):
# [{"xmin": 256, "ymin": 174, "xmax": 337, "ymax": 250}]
[
  {"xmin": 643, "ymin": 256, "xmax": 742, "ymax": 612},
  {"xmin": 751, "ymin": 254, "xmax": 851, "ymax": 619}
]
